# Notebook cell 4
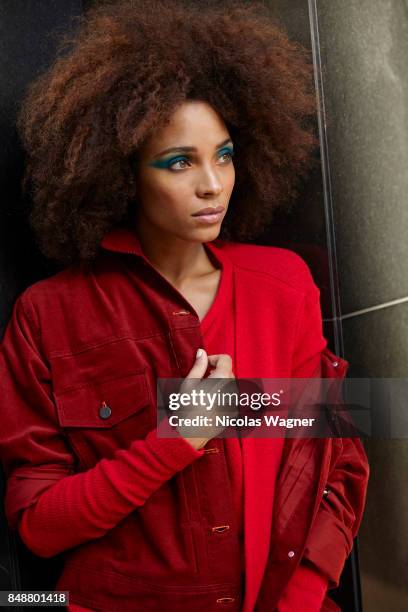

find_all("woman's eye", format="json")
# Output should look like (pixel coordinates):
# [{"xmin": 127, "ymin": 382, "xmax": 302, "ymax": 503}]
[
  {"xmin": 217, "ymin": 148, "xmax": 235, "ymax": 163},
  {"xmin": 168, "ymin": 157, "xmax": 191, "ymax": 171}
]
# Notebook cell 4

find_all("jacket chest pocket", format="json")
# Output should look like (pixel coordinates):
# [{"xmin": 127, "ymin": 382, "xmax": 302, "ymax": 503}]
[{"xmin": 54, "ymin": 370, "xmax": 153, "ymax": 468}]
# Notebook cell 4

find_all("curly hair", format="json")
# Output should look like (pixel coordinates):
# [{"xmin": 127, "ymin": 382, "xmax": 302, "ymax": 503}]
[{"xmin": 17, "ymin": 0, "xmax": 319, "ymax": 266}]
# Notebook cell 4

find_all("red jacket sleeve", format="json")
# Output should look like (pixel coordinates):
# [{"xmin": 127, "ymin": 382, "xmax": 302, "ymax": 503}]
[
  {"xmin": 287, "ymin": 263, "xmax": 369, "ymax": 592},
  {"xmin": 302, "ymin": 432, "xmax": 369, "ymax": 590},
  {"xmin": 0, "ymin": 292, "xmax": 204, "ymax": 558}
]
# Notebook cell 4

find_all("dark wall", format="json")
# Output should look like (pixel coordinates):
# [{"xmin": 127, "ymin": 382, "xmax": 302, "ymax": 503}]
[
  {"xmin": 313, "ymin": 3, "xmax": 408, "ymax": 611},
  {"xmin": 0, "ymin": 0, "xmax": 83, "ymax": 602}
]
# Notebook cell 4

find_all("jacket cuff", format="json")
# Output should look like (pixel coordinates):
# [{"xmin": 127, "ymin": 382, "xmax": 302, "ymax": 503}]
[{"xmin": 302, "ymin": 505, "xmax": 352, "ymax": 589}]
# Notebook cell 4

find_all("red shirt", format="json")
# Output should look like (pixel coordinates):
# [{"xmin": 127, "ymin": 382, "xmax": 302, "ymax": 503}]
[
  {"xmin": 200, "ymin": 247, "xmax": 327, "ymax": 612},
  {"xmin": 0, "ymin": 227, "xmax": 369, "ymax": 612}
]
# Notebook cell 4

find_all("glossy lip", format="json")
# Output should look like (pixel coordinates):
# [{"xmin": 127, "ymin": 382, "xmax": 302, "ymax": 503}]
[{"xmin": 192, "ymin": 206, "xmax": 225, "ymax": 217}]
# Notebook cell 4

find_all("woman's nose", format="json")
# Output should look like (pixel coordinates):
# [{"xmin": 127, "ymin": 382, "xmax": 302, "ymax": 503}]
[{"xmin": 196, "ymin": 166, "xmax": 223, "ymax": 197}]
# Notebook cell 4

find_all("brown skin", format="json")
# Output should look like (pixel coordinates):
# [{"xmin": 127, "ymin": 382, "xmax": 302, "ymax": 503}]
[
  {"xmin": 134, "ymin": 100, "xmax": 236, "ymax": 450},
  {"xmin": 134, "ymin": 99, "xmax": 235, "ymax": 320}
]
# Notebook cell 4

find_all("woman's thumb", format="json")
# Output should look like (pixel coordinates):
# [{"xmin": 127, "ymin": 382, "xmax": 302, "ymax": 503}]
[{"xmin": 185, "ymin": 348, "xmax": 208, "ymax": 379}]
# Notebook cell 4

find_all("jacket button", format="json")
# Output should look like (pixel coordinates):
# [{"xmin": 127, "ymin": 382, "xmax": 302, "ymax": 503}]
[
  {"xmin": 288, "ymin": 550, "xmax": 295, "ymax": 558},
  {"xmin": 332, "ymin": 361, "xmax": 339, "ymax": 367},
  {"xmin": 212, "ymin": 525, "xmax": 230, "ymax": 533},
  {"xmin": 323, "ymin": 488, "xmax": 330, "ymax": 497},
  {"xmin": 99, "ymin": 402, "xmax": 112, "ymax": 419}
]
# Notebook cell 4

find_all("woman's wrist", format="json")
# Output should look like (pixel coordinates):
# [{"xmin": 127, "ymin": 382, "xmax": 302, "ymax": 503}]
[{"xmin": 184, "ymin": 436, "xmax": 209, "ymax": 450}]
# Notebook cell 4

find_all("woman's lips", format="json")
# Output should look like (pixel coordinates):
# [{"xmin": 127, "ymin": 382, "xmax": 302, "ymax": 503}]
[
  {"xmin": 192, "ymin": 211, "xmax": 224, "ymax": 224},
  {"xmin": 192, "ymin": 206, "xmax": 225, "ymax": 224}
]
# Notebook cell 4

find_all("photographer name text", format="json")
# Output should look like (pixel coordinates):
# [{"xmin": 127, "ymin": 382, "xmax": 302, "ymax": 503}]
[{"xmin": 168, "ymin": 414, "xmax": 316, "ymax": 429}]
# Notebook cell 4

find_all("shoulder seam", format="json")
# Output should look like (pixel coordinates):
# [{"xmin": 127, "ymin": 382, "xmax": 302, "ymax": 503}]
[
  {"xmin": 230, "ymin": 260, "xmax": 312, "ymax": 295},
  {"xmin": 218, "ymin": 242, "xmax": 315, "ymax": 293}
]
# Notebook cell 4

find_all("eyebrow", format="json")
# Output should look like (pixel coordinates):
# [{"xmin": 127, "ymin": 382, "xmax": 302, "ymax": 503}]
[{"xmin": 153, "ymin": 138, "xmax": 233, "ymax": 158}]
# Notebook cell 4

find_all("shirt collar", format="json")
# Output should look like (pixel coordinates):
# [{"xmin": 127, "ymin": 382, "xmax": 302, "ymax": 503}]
[{"xmin": 100, "ymin": 226, "xmax": 228, "ymax": 270}]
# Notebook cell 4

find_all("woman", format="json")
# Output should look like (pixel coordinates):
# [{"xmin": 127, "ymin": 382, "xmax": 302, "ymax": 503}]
[{"xmin": 0, "ymin": 1, "xmax": 369, "ymax": 611}]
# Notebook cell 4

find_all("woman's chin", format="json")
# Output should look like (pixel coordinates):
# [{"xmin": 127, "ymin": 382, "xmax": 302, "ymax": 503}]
[{"xmin": 192, "ymin": 226, "xmax": 221, "ymax": 243}]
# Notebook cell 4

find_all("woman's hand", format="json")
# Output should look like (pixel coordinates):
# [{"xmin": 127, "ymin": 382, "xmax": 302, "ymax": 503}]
[{"xmin": 176, "ymin": 348, "xmax": 238, "ymax": 450}]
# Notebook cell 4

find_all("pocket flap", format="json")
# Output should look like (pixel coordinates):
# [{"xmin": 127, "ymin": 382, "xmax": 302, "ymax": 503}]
[{"xmin": 54, "ymin": 370, "xmax": 150, "ymax": 428}]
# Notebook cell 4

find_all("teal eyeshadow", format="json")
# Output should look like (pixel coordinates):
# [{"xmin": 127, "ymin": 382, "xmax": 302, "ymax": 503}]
[
  {"xmin": 148, "ymin": 147, "xmax": 234, "ymax": 169},
  {"xmin": 218, "ymin": 146, "xmax": 235, "ymax": 157},
  {"xmin": 148, "ymin": 156, "xmax": 185, "ymax": 169}
]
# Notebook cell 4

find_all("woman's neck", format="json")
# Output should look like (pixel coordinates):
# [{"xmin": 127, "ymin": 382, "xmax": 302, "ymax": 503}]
[{"xmin": 134, "ymin": 220, "xmax": 216, "ymax": 285}]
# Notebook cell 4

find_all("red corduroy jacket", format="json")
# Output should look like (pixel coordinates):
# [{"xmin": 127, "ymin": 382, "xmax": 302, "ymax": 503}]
[{"xmin": 0, "ymin": 228, "xmax": 369, "ymax": 611}]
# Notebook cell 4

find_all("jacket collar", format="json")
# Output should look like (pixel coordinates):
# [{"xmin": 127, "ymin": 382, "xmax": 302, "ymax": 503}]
[
  {"xmin": 100, "ymin": 226, "xmax": 228, "ymax": 270},
  {"xmin": 100, "ymin": 227, "xmax": 146, "ymax": 258}
]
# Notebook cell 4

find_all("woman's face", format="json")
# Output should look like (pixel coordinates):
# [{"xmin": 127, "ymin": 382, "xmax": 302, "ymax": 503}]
[{"xmin": 134, "ymin": 100, "xmax": 235, "ymax": 243}]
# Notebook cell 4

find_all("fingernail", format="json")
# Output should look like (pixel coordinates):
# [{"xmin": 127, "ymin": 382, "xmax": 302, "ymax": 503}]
[{"xmin": 196, "ymin": 348, "xmax": 204, "ymax": 359}]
